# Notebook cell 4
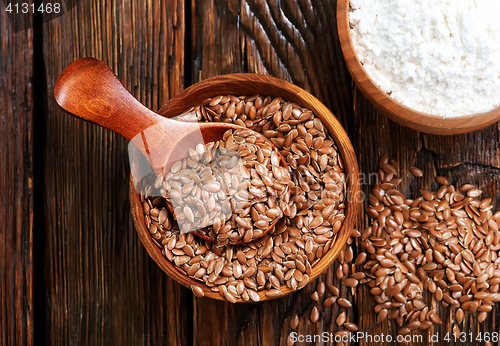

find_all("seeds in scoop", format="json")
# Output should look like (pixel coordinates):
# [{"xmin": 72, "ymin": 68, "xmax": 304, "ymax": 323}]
[{"xmin": 164, "ymin": 128, "xmax": 291, "ymax": 244}]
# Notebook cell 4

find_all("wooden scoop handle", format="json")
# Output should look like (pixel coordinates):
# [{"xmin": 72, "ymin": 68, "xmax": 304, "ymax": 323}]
[{"xmin": 54, "ymin": 57, "xmax": 163, "ymax": 141}]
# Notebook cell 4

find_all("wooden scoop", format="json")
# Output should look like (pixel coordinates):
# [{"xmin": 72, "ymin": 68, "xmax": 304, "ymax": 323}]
[
  {"xmin": 54, "ymin": 57, "xmax": 244, "ymax": 177},
  {"xmin": 54, "ymin": 57, "xmax": 287, "ymax": 244}
]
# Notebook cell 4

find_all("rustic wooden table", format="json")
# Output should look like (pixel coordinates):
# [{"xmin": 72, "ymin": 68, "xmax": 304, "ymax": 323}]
[{"xmin": 2, "ymin": 1, "xmax": 499, "ymax": 345}]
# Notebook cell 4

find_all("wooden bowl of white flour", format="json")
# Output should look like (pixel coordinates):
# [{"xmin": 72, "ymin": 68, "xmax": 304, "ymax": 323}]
[{"xmin": 337, "ymin": 0, "xmax": 500, "ymax": 134}]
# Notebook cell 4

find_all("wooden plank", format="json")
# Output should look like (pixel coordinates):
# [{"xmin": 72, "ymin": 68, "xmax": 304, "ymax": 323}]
[
  {"xmin": 38, "ymin": 0, "xmax": 188, "ymax": 344},
  {"xmin": 190, "ymin": 1, "xmax": 359, "ymax": 345},
  {"xmin": 240, "ymin": 0, "xmax": 354, "ymax": 127},
  {"xmin": 189, "ymin": 1, "xmax": 263, "ymax": 345},
  {"xmin": 0, "ymin": 5, "xmax": 34, "ymax": 346}
]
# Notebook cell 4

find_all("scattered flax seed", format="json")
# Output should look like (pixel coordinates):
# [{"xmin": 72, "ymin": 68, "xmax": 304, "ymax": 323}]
[
  {"xmin": 295, "ymin": 237, "xmax": 360, "ymax": 338},
  {"xmin": 310, "ymin": 306, "xmax": 320, "ymax": 323},
  {"xmin": 342, "ymin": 278, "xmax": 358, "ymax": 287},
  {"xmin": 410, "ymin": 166, "xmax": 423, "ymax": 177},
  {"xmin": 323, "ymin": 296, "xmax": 337, "ymax": 307},
  {"xmin": 336, "ymin": 311, "xmax": 346, "ymax": 326},
  {"xmin": 191, "ymin": 285, "xmax": 205, "ymax": 298},
  {"xmin": 337, "ymin": 298, "xmax": 352, "ymax": 308},
  {"xmin": 310, "ymin": 291, "xmax": 319, "ymax": 301},
  {"xmin": 317, "ymin": 282, "xmax": 326, "ymax": 297},
  {"xmin": 455, "ymin": 308, "xmax": 464, "ymax": 324},
  {"xmin": 362, "ymin": 154, "xmax": 500, "ymax": 335},
  {"xmin": 328, "ymin": 285, "xmax": 339, "ymax": 296},
  {"xmin": 435, "ymin": 175, "xmax": 449, "ymax": 185},
  {"xmin": 290, "ymin": 313, "xmax": 299, "ymax": 329}
]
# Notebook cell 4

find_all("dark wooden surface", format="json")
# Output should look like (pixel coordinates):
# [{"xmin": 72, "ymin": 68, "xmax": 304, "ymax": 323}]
[
  {"xmin": 1, "ymin": 3, "xmax": 34, "ymax": 346},
  {"xmin": 1, "ymin": 0, "xmax": 499, "ymax": 345}
]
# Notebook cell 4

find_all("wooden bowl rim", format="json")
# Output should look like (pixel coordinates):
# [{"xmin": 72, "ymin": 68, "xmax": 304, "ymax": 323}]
[
  {"xmin": 130, "ymin": 73, "xmax": 360, "ymax": 302},
  {"xmin": 336, "ymin": 0, "xmax": 500, "ymax": 135}
]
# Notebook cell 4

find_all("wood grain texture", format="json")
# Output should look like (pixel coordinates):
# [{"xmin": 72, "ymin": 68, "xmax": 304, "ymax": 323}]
[
  {"xmin": 38, "ymin": 1, "xmax": 188, "ymax": 345},
  {"xmin": 0, "ymin": 5, "xmax": 34, "ymax": 346}
]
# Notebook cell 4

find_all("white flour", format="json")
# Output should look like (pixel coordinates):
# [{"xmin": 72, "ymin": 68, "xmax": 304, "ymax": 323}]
[{"xmin": 349, "ymin": 0, "xmax": 500, "ymax": 117}]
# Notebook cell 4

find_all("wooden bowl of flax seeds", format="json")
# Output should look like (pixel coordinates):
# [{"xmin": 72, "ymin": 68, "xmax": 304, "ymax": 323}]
[{"xmin": 130, "ymin": 74, "xmax": 360, "ymax": 302}]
